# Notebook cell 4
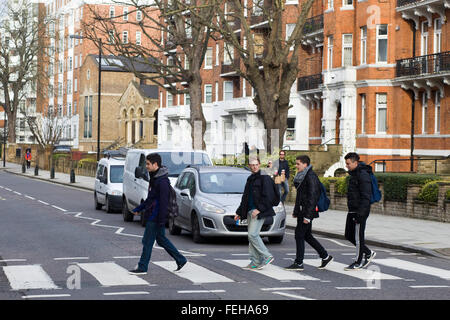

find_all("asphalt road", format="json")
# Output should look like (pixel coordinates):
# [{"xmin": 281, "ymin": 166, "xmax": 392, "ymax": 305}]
[{"xmin": 0, "ymin": 171, "xmax": 449, "ymax": 301}]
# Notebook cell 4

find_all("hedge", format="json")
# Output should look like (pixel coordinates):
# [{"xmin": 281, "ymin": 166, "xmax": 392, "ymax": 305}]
[{"xmin": 417, "ymin": 181, "xmax": 439, "ymax": 203}]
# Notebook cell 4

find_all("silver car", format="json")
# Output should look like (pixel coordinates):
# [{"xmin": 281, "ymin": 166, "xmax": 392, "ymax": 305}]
[{"xmin": 168, "ymin": 166, "xmax": 286, "ymax": 243}]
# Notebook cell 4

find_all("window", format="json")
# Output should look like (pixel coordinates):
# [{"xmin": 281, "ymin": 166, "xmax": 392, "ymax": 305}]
[
  {"xmin": 224, "ymin": 44, "xmax": 234, "ymax": 65},
  {"xmin": 84, "ymin": 96, "xmax": 93, "ymax": 138},
  {"xmin": 377, "ymin": 25, "xmax": 388, "ymax": 63},
  {"xmin": 167, "ymin": 93, "xmax": 173, "ymax": 107},
  {"xmin": 184, "ymin": 54, "xmax": 190, "ymax": 70},
  {"xmin": 185, "ymin": 93, "xmax": 190, "ymax": 106},
  {"xmin": 422, "ymin": 92, "xmax": 428, "ymax": 134},
  {"xmin": 67, "ymin": 80, "xmax": 72, "ymax": 94},
  {"xmin": 136, "ymin": 10, "xmax": 142, "ymax": 21},
  {"xmin": 74, "ymin": 101, "xmax": 77, "ymax": 114},
  {"xmin": 360, "ymin": 26, "xmax": 367, "ymax": 65},
  {"xmin": 376, "ymin": 93, "xmax": 387, "ymax": 134},
  {"xmin": 253, "ymin": 0, "xmax": 263, "ymax": 16},
  {"xmin": 123, "ymin": 7, "xmax": 128, "ymax": 20},
  {"xmin": 204, "ymin": 85, "xmax": 213, "ymax": 103},
  {"xmin": 375, "ymin": 162, "xmax": 386, "ymax": 173},
  {"xmin": 68, "ymin": 102, "xmax": 72, "ymax": 116},
  {"xmin": 434, "ymin": 19, "xmax": 442, "ymax": 54},
  {"xmin": 361, "ymin": 94, "xmax": 366, "ymax": 134},
  {"xmin": 58, "ymin": 82, "xmax": 63, "ymax": 95},
  {"xmin": 122, "ymin": 31, "xmax": 128, "ymax": 44},
  {"xmin": 343, "ymin": 0, "xmax": 353, "ymax": 6},
  {"xmin": 421, "ymin": 21, "xmax": 428, "ymax": 56},
  {"xmin": 205, "ymin": 47, "xmax": 213, "ymax": 69},
  {"xmin": 69, "ymin": 57, "xmax": 72, "ymax": 71},
  {"xmin": 109, "ymin": 6, "xmax": 115, "ymax": 18},
  {"xmin": 286, "ymin": 118, "xmax": 296, "ymax": 141},
  {"xmin": 342, "ymin": 34, "xmax": 353, "ymax": 67},
  {"xmin": 215, "ymin": 81, "xmax": 219, "ymax": 102},
  {"xmin": 286, "ymin": 24, "xmax": 296, "ymax": 50},
  {"xmin": 327, "ymin": 36, "xmax": 333, "ymax": 69},
  {"xmin": 58, "ymin": 104, "xmax": 63, "ymax": 117},
  {"xmin": 435, "ymin": 93, "xmax": 441, "ymax": 133},
  {"xmin": 74, "ymin": 79, "xmax": 77, "ymax": 92},
  {"xmin": 136, "ymin": 31, "xmax": 141, "ymax": 46},
  {"xmin": 167, "ymin": 121, "xmax": 172, "ymax": 141},
  {"xmin": 224, "ymin": 81, "xmax": 233, "ymax": 100},
  {"xmin": 328, "ymin": 0, "xmax": 334, "ymax": 10},
  {"xmin": 215, "ymin": 43, "xmax": 219, "ymax": 66},
  {"xmin": 108, "ymin": 30, "xmax": 115, "ymax": 44},
  {"xmin": 185, "ymin": 18, "xmax": 192, "ymax": 38},
  {"xmin": 223, "ymin": 118, "xmax": 233, "ymax": 141},
  {"xmin": 205, "ymin": 122, "xmax": 211, "ymax": 143}
]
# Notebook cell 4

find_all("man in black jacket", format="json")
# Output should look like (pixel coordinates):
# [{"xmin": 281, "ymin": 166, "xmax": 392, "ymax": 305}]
[
  {"xmin": 344, "ymin": 152, "xmax": 376, "ymax": 271},
  {"xmin": 235, "ymin": 157, "xmax": 276, "ymax": 270},
  {"xmin": 285, "ymin": 155, "xmax": 333, "ymax": 271}
]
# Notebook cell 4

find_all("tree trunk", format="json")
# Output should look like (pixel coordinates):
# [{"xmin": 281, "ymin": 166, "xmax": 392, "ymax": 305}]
[
  {"xmin": 6, "ymin": 109, "xmax": 16, "ymax": 144},
  {"xmin": 189, "ymin": 72, "xmax": 206, "ymax": 150}
]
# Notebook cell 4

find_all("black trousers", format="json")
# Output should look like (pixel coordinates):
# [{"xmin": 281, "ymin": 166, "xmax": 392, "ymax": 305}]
[
  {"xmin": 295, "ymin": 218, "xmax": 328, "ymax": 264},
  {"xmin": 345, "ymin": 212, "xmax": 371, "ymax": 264}
]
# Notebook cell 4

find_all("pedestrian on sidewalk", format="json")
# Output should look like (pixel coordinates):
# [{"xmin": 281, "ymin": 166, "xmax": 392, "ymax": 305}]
[
  {"xmin": 25, "ymin": 150, "xmax": 31, "ymax": 169},
  {"xmin": 274, "ymin": 150, "xmax": 290, "ymax": 204},
  {"xmin": 285, "ymin": 155, "xmax": 333, "ymax": 271},
  {"xmin": 235, "ymin": 157, "xmax": 276, "ymax": 270},
  {"xmin": 128, "ymin": 153, "xmax": 187, "ymax": 275},
  {"xmin": 343, "ymin": 152, "xmax": 376, "ymax": 271}
]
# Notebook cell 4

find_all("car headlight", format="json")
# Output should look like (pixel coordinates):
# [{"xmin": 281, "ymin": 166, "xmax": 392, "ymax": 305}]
[
  {"xmin": 110, "ymin": 190, "xmax": 123, "ymax": 196},
  {"xmin": 200, "ymin": 201, "xmax": 225, "ymax": 214},
  {"xmin": 273, "ymin": 203, "xmax": 285, "ymax": 214}
]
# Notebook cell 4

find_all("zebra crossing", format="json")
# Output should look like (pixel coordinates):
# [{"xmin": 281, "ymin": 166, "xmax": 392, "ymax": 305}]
[{"xmin": 1, "ymin": 255, "xmax": 449, "ymax": 298}]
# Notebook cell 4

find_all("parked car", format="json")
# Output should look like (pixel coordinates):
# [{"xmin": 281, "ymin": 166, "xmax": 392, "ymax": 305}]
[
  {"xmin": 122, "ymin": 149, "xmax": 212, "ymax": 226},
  {"xmin": 168, "ymin": 166, "xmax": 286, "ymax": 244},
  {"xmin": 53, "ymin": 145, "xmax": 72, "ymax": 153},
  {"xmin": 94, "ymin": 157, "xmax": 125, "ymax": 213}
]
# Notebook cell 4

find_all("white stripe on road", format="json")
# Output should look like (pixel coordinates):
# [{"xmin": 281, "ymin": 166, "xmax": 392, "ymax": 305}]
[
  {"xmin": 51, "ymin": 205, "xmax": 67, "ymax": 212},
  {"xmin": 261, "ymin": 287, "xmax": 305, "ymax": 291},
  {"xmin": 113, "ymin": 256, "xmax": 141, "ymax": 259},
  {"xmin": 272, "ymin": 291, "xmax": 315, "ymax": 300},
  {"xmin": 374, "ymin": 258, "xmax": 450, "ymax": 280},
  {"xmin": 13, "ymin": 191, "xmax": 22, "ymax": 195},
  {"xmin": 178, "ymin": 290, "xmax": 226, "ymax": 294},
  {"xmin": 336, "ymin": 287, "xmax": 380, "ymax": 290},
  {"xmin": 22, "ymin": 294, "xmax": 71, "ymax": 299},
  {"xmin": 153, "ymin": 261, "xmax": 235, "ymax": 284},
  {"xmin": 103, "ymin": 291, "xmax": 150, "ymax": 296},
  {"xmin": 77, "ymin": 262, "xmax": 150, "ymax": 286},
  {"xmin": 38, "ymin": 200, "xmax": 49, "ymax": 205},
  {"xmin": 303, "ymin": 259, "xmax": 402, "ymax": 281},
  {"xmin": 222, "ymin": 260, "xmax": 320, "ymax": 281},
  {"xmin": 0, "ymin": 259, "xmax": 27, "ymax": 262},
  {"xmin": 4, "ymin": 188, "xmax": 12, "ymax": 191},
  {"xmin": 409, "ymin": 285, "xmax": 450, "ymax": 289},
  {"xmin": 54, "ymin": 257, "xmax": 89, "ymax": 261},
  {"xmin": 25, "ymin": 195, "xmax": 35, "ymax": 200},
  {"xmin": 3, "ymin": 265, "xmax": 59, "ymax": 290},
  {"xmin": 315, "ymin": 237, "xmax": 356, "ymax": 248}
]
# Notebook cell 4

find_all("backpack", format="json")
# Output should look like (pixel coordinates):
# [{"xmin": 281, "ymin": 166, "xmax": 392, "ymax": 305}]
[
  {"xmin": 316, "ymin": 182, "xmax": 330, "ymax": 213},
  {"xmin": 369, "ymin": 172, "xmax": 382, "ymax": 204},
  {"xmin": 167, "ymin": 184, "xmax": 179, "ymax": 218}
]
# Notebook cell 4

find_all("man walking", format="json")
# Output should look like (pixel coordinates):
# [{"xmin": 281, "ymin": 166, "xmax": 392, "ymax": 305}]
[
  {"xmin": 235, "ymin": 157, "xmax": 276, "ymax": 270},
  {"xmin": 344, "ymin": 152, "xmax": 376, "ymax": 270},
  {"xmin": 25, "ymin": 150, "xmax": 32, "ymax": 169},
  {"xmin": 285, "ymin": 156, "xmax": 333, "ymax": 271},
  {"xmin": 129, "ymin": 153, "xmax": 187, "ymax": 275},
  {"xmin": 274, "ymin": 150, "xmax": 290, "ymax": 203}
]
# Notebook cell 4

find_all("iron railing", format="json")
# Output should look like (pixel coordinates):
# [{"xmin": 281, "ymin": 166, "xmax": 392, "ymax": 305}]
[
  {"xmin": 302, "ymin": 14, "xmax": 324, "ymax": 35},
  {"xmin": 369, "ymin": 157, "xmax": 449, "ymax": 174},
  {"xmin": 397, "ymin": 0, "xmax": 425, "ymax": 7},
  {"xmin": 396, "ymin": 51, "xmax": 450, "ymax": 77},
  {"xmin": 297, "ymin": 73, "xmax": 322, "ymax": 91}
]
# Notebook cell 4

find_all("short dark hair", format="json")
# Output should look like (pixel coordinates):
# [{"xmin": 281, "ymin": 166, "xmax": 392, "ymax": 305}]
[
  {"xmin": 344, "ymin": 152, "xmax": 360, "ymax": 162},
  {"xmin": 146, "ymin": 153, "xmax": 162, "ymax": 167},
  {"xmin": 296, "ymin": 155, "xmax": 310, "ymax": 166}
]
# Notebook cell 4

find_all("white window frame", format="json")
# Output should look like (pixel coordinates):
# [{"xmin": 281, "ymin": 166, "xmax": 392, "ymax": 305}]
[
  {"xmin": 224, "ymin": 44, "xmax": 234, "ymax": 65},
  {"xmin": 167, "ymin": 93, "xmax": 173, "ymax": 107},
  {"xmin": 223, "ymin": 118, "xmax": 233, "ymax": 142},
  {"xmin": 215, "ymin": 43, "xmax": 219, "ymax": 66},
  {"xmin": 328, "ymin": 0, "xmax": 334, "ymax": 10},
  {"xmin": 376, "ymin": 24, "xmax": 388, "ymax": 63},
  {"xmin": 122, "ymin": 31, "xmax": 128, "ymax": 44},
  {"xmin": 286, "ymin": 24, "xmax": 296, "ymax": 51},
  {"xmin": 286, "ymin": 117, "xmax": 296, "ymax": 141},
  {"xmin": 136, "ymin": 10, "xmax": 142, "ymax": 21},
  {"xmin": 342, "ymin": 34, "xmax": 353, "ymax": 67},
  {"xmin": 327, "ymin": 36, "xmax": 333, "ymax": 69},
  {"xmin": 361, "ymin": 94, "xmax": 366, "ymax": 134},
  {"xmin": 109, "ymin": 6, "xmax": 115, "ymax": 18},
  {"xmin": 185, "ymin": 93, "xmax": 190, "ymax": 106},
  {"xmin": 434, "ymin": 18, "xmax": 442, "ymax": 54},
  {"xmin": 422, "ymin": 92, "xmax": 428, "ymax": 134},
  {"xmin": 123, "ymin": 7, "xmax": 128, "ymax": 21},
  {"xmin": 136, "ymin": 31, "xmax": 141, "ymax": 46},
  {"xmin": 360, "ymin": 26, "xmax": 367, "ymax": 65},
  {"xmin": 376, "ymin": 93, "xmax": 387, "ymax": 134},
  {"xmin": 342, "ymin": 0, "xmax": 353, "ymax": 7},
  {"xmin": 204, "ymin": 84, "xmax": 213, "ymax": 103},
  {"xmin": 435, "ymin": 92, "xmax": 440, "ymax": 134},
  {"xmin": 421, "ymin": 21, "xmax": 428, "ymax": 56},
  {"xmin": 215, "ymin": 81, "xmax": 219, "ymax": 102},
  {"xmin": 205, "ymin": 47, "xmax": 213, "ymax": 69},
  {"xmin": 224, "ymin": 81, "xmax": 233, "ymax": 101}
]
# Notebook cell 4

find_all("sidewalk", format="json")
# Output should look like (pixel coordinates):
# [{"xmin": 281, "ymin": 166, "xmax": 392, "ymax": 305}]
[{"xmin": 2, "ymin": 161, "xmax": 450, "ymax": 259}]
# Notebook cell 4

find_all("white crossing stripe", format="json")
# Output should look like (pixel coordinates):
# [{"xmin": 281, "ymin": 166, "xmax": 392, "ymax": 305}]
[
  {"xmin": 272, "ymin": 292, "xmax": 315, "ymax": 300},
  {"xmin": 3, "ymin": 265, "xmax": 59, "ymax": 290},
  {"xmin": 222, "ymin": 260, "xmax": 320, "ymax": 281},
  {"xmin": 303, "ymin": 259, "xmax": 402, "ymax": 281},
  {"xmin": 23, "ymin": 294, "xmax": 71, "ymax": 299},
  {"xmin": 77, "ymin": 262, "xmax": 150, "ymax": 286},
  {"xmin": 373, "ymin": 258, "xmax": 450, "ymax": 280},
  {"xmin": 153, "ymin": 261, "xmax": 234, "ymax": 284}
]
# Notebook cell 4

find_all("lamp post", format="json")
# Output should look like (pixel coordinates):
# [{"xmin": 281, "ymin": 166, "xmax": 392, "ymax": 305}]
[
  {"xmin": 2, "ymin": 106, "xmax": 6, "ymax": 167},
  {"xmin": 70, "ymin": 35, "xmax": 102, "ymax": 161}
]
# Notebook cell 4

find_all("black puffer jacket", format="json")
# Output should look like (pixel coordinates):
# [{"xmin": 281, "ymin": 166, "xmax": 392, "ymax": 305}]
[
  {"xmin": 347, "ymin": 162, "xmax": 373, "ymax": 219},
  {"xmin": 293, "ymin": 168, "xmax": 320, "ymax": 220},
  {"xmin": 236, "ymin": 170, "xmax": 276, "ymax": 220}
]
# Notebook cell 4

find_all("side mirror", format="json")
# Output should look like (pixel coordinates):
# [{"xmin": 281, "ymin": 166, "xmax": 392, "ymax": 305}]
[
  {"xmin": 180, "ymin": 189, "xmax": 192, "ymax": 201},
  {"xmin": 134, "ymin": 167, "xmax": 143, "ymax": 179}
]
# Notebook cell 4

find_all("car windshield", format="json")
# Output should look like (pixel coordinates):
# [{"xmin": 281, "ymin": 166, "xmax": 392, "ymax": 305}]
[
  {"xmin": 159, "ymin": 152, "xmax": 211, "ymax": 177},
  {"xmin": 110, "ymin": 165, "xmax": 124, "ymax": 183},
  {"xmin": 199, "ymin": 172, "xmax": 250, "ymax": 194}
]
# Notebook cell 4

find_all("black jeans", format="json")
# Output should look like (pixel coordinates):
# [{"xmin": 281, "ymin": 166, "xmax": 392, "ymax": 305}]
[
  {"xmin": 294, "ymin": 218, "xmax": 328, "ymax": 264},
  {"xmin": 345, "ymin": 212, "xmax": 371, "ymax": 264}
]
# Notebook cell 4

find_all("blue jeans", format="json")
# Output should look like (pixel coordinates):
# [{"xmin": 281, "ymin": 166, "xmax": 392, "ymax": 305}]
[
  {"xmin": 278, "ymin": 180, "xmax": 289, "ymax": 203},
  {"xmin": 247, "ymin": 210, "xmax": 272, "ymax": 266},
  {"xmin": 138, "ymin": 221, "xmax": 186, "ymax": 272}
]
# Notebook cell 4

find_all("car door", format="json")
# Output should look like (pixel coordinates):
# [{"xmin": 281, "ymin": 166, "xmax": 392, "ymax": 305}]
[
  {"xmin": 95, "ymin": 164, "xmax": 105, "ymax": 204},
  {"xmin": 178, "ymin": 172, "xmax": 194, "ymax": 227}
]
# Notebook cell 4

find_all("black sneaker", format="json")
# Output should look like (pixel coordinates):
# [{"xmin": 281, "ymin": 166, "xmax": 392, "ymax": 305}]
[
  {"xmin": 175, "ymin": 260, "xmax": 187, "ymax": 272},
  {"xmin": 318, "ymin": 256, "xmax": 333, "ymax": 269},
  {"xmin": 361, "ymin": 251, "xmax": 376, "ymax": 268},
  {"xmin": 284, "ymin": 262, "xmax": 304, "ymax": 271},
  {"xmin": 128, "ymin": 269, "xmax": 147, "ymax": 275},
  {"xmin": 344, "ymin": 262, "xmax": 362, "ymax": 271}
]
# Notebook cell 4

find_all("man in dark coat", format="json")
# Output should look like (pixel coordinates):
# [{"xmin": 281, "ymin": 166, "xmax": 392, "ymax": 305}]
[
  {"xmin": 235, "ymin": 157, "xmax": 277, "ymax": 270},
  {"xmin": 129, "ymin": 153, "xmax": 187, "ymax": 275},
  {"xmin": 344, "ymin": 152, "xmax": 376, "ymax": 270},
  {"xmin": 285, "ymin": 155, "xmax": 333, "ymax": 271}
]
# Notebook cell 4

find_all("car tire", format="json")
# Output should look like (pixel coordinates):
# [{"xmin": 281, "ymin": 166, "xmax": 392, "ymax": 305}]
[
  {"xmin": 94, "ymin": 192, "xmax": 102, "ymax": 210},
  {"xmin": 122, "ymin": 197, "xmax": 134, "ymax": 222},
  {"xmin": 268, "ymin": 235, "xmax": 284, "ymax": 244},
  {"xmin": 168, "ymin": 217, "xmax": 182, "ymax": 235},
  {"xmin": 105, "ymin": 195, "xmax": 113, "ymax": 214},
  {"xmin": 191, "ymin": 213, "xmax": 204, "ymax": 244}
]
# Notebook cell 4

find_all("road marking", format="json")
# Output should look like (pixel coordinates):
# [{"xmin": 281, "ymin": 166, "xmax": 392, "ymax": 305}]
[
  {"xmin": 0, "ymin": 259, "xmax": 27, "ymax": 263},
  {"xmin": 54, "ymin": 257, "xmax": 89, "ymax": 261},
  {"xmin": 4, "ymin": 188, "xmax": 12, "ymax": 191},
  {"xmin": 153, "ymin": 261, "xmax": 235, "ymax": 284},
  {"xmin": 315, "ymin": 237, "xmax": 354, "ymax": 248},
  {"xmin": 51, "ymin": 205, "xmax": 67, "ymax": 212},
  {"xmin": 272, "ymin": 291, "xmax": 315, "ymax": 300},
  {"xmin": 113, "ymin": 256, "xmax": 141, "ymax": 259},
  {"xmin": 222, "ymin": 260, "xmax": 320, "ymax": 281},
  {"xmin": 13, "ymin": 191, "xmax": 22, "ymax": 195},
  {"xmin": 409, "ymin": 285, "xmax": 450, "ymax": 289},
  {"xmin": 38, "ymin": 200, "xmax": 49, "ymax": 205},
  {"xmin": 103, "ymin": 291, "xmax": 150, "ymax": 296},
  {"xmin": 374, "ymin": 258, "xmax": 450, "ymax": 280},
  {"xmin": 25, "ymin": 195, "xmax": 35, "ymax": 200},
  {"xmin": 77, "ymin": 262, "xmax": 150, "ymax": 286},
  {"xmin": 336, "ymin": 287, "xmax": 380, "ymax": 290},
  {"xmin": 22, "ymin": 294, "xmax": 71, "ymax": 299},
  {"xmin": 303, "ymin": 259, "xmax": 402, "ymax": 280},
  {"xmin": 3, "ymin": 265, "xmax": 59, "ymax": 290},
  {"xmin": 261, "ymin": 287, "xmax": 305, "ymax": 291},
  {"xmin": 178, "ymin": 290, "xmax": 226, "ymax": 294}
]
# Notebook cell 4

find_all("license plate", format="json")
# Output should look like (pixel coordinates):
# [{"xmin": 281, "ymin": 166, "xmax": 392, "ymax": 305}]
[{"xmin": 239, "ymin": 219, "xmax": 248, "ymax": 226}]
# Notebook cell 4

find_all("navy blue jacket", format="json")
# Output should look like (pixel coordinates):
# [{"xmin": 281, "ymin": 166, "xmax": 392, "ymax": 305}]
[{"xmin": 132, "ymin": 166, "xmax": 170, "ymax": 225}]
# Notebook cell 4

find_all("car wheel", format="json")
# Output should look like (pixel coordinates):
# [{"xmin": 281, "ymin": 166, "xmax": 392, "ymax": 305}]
[
  {"xmin": 122, "ymin": 197, "xmax": 134, "ymax": 222},
  {"xmin": 268, "ymin": 235, "xmax": 284, "ymax": 244},
  {"xmin": 94, "ymin": 192, "xmax": 102, "ymax": 210},
  {"xmin": 169, "ymin": 217, "xmax": 182, "ymax": 235},
  {"xmin": 191, "ymin": 213, "xmax": 204, "ymax": 244}
]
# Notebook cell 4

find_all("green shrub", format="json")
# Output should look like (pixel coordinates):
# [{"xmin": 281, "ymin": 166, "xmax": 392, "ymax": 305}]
[
  {"xmin": 417, "ymin": 181, "xmax": 440, "ymax": 203},
  {"xmin": 77, "ymin": 157, "xmax": 97, "ymax": 168},
  {"xmin": 319, "ymin": 177, "xmax": 337, "ymax": 192},
  {"xmin": 446, "ymin": 189, "xmax": 450, "ymax": 201},
  {"xmin": 335, "ymin": 177, "xmax": 349, "ymax": 195}
]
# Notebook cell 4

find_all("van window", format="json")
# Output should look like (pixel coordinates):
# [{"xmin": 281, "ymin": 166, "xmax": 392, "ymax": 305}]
[
  {"xmin": 110, "ymin": 165, "xmax": 124, "ymax": 183},
  {"xmin": 158, "ymin": 152, "xmax": 211, "ymax": 177},
  {"xmin": 96, "ymin": 164, "xmax": 104, "ymax": 179}
]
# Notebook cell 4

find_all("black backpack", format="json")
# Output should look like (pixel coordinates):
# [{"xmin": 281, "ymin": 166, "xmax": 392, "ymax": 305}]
[{"xmin": 167, "ymin": 184, "xmax": 179, "ymax": 218}]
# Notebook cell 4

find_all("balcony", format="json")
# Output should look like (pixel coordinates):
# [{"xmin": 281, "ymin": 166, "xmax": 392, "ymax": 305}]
[
  {"xmin": 301, "ymin": 15, "xmax": 324, "ymax": 51},
  {"xmin": 221, "ymin": 58, "xmax": 240, "ymax": 77},
  {"xmin": 297, "ymin": 73, "xmax": 323, "ymax": 92},
  {"xmin": 396, "ymin": 0, "xmax": 448, "ymax": 29}
]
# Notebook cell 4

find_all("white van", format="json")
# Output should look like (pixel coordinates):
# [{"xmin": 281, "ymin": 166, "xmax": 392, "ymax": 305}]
[
  {"xmin": 122, "ymin": 149, "xmax": 212, "ymax": 225},
  {"xmin": 94, "ymin": 156, "xmax": 126, "ymax": 213}
]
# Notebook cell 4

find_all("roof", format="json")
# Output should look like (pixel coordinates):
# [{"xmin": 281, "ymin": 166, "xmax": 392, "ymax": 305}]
[
  {"xmin": 139, "ymin": 84, "xmax": 159, "ymax": 99},
  {"xmin": 89, "ymin": 55, "xmax": 158, "ymax": 73}
]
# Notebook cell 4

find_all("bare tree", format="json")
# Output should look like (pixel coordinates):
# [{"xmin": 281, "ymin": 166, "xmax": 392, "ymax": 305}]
[
  {"xmin": 22, "ymin": 109, "xmax": 64, "ymax": 150},
  {"xmin": 82, "ymin": 0, "xmax": 217, "ymax": 149},
  {"xmin": 196, "ymin": 0, "xmax": 315, "ymax": 152}
]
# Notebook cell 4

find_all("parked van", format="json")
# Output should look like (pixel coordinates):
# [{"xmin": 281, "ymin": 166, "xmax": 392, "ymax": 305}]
[
  {"xmin": 94, "ymin": 156, "xmax": 126, "ymax": 213},
  {"xmin": 122, "ymin": 149, "xmax": 212, "ymax": 225}
]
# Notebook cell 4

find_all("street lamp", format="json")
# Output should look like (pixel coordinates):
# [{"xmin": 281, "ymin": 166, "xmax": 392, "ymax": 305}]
[
  {"xmin": 70, "ymin": 34, "xmax": 102, "ymax": 161},
  {"xmin": 2, "ymin": 105, "xmax": 6, "ymax": 167}
]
